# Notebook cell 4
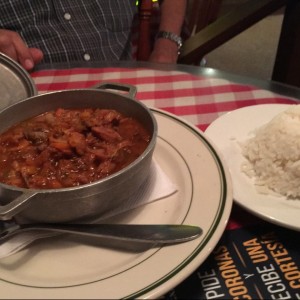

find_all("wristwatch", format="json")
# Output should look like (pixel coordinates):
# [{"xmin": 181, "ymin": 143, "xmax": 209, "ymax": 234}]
[{"xmin": 156, "ymin": 31, "xmax": 183, "ymax": 54}]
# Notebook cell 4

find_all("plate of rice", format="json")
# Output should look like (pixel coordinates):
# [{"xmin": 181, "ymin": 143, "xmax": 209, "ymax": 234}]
[{"xmin": 206, "ymin": 104, "xmax": 300, "ymax": 231}]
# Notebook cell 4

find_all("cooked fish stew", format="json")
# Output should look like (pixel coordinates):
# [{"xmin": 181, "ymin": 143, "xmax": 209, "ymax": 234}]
[{"xmin": 0, "ymin": 108, "xmax": 150, "ymax": 189}]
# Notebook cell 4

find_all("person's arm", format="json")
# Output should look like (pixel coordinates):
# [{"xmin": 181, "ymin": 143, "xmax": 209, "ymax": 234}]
[
  {"xmin": 149, "ymin": 0, "xmax": 187, "ymax": 64},
  {"xmin": 0, "ymin": 29, "xmax": 43, "ymax": 70}
]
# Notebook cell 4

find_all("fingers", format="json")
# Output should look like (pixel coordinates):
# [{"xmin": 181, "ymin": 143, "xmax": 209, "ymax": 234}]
[
  {"xmin": 9, "ymin": 33, "xmax": 35, "ymax": 70},
  {"xmin": 0, "ymin": 30, "xmax": 19, "ymax": 61},
  {"xmin": 0, "ymin": 29, "xmax": 43, "ymax": 70},
  {"xmin": 29, "ymin": 48, "xmax": 44, "ymax": 64}
]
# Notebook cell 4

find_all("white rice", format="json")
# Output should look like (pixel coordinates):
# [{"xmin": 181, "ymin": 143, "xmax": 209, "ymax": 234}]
[{"xmin": 241, "ymin": 105, "xmax": 300, "ymax": 199}]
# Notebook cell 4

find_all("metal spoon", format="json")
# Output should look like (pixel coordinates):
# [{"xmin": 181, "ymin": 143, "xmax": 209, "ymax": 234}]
[{"xmin": 0, "ymin": 223, "xmax": 202, "ymax": 245}]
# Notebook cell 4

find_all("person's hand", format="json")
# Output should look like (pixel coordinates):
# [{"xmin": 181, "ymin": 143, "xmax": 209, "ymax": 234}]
[
  {"xmin": 149, "ymin": 38, "xmax": 179, "ymax": 64},
  {"xmin": 0, "ymin": 29, "xmax": 43, "ymax": 70}
]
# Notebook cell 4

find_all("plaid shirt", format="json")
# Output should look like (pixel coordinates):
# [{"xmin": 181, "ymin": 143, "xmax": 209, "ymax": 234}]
[{"xmin": 0, "ymin": 0, "xmax": 137, "ymax": 67}]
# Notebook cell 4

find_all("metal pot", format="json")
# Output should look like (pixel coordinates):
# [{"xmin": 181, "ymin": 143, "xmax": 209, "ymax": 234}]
[{"xmin": 0, "ymin": 83, "xmax": 157, "ymax": 223}]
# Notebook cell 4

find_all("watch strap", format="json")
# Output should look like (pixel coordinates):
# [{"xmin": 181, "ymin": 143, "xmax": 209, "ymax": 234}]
[{"xmin": 156, "ymin": 31, "xmax": 183, "ymax": 54}]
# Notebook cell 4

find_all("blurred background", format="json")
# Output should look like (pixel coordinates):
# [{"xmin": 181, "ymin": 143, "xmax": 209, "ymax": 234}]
[{"xmin": 203, "ymin": 0, "xmax": 285, "ymax": 81}]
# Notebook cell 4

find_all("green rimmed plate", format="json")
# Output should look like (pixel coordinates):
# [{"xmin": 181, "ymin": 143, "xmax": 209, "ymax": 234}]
[{"xmin": 0, "ymin": 109, "xmax": 232, "ymax": 299}]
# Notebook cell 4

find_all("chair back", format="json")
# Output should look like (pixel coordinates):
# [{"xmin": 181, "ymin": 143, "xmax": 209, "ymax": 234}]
[
  {"xmin": 137, "ymin": 0, "xmax": 154, "ymax": 61},
  {"xmin": 186, "ymin": 0, "xmax": 223, "ymax": 35},
  {"xmin": 179, "ymin": 0, "xmax": 287, "ymax": 65}
]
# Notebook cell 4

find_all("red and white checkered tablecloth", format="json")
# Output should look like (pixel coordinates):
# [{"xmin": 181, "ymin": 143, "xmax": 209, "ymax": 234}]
[
  {"xmin": 30, "ymin": 66, "xmax": 299, "ymax": 229},
  {"xmin": 30, "ymin": 67, "xmax": 297, "ymax": 133}
]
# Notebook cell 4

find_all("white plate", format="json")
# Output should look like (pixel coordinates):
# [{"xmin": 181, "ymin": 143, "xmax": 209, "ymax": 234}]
[
  {"xmin": 206, "ymin": 104, "xmax": 300, "ymax": 231},
  {"xmin": 0, "ymin": 109, "xmax": 232, "ymax": 299}
]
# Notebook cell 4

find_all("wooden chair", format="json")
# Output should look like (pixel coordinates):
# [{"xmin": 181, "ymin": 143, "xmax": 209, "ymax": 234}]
[
  {"xmin": 178, "ymin": 0, "xmax": 288, "ymax": 65},
  {"xmin": 185, "ymin": 0, "xmax": 223, "ymax": 35},
  {"xmin": 179, "ymin": 0, "xmax": 300, "ymax": 88},
  {"xmin": 272, "ymin": 0, "xmax": 300, "ymax": 87},
  {"xmin": 137, "ymin": 0, "xmax": 154, "ymax": 61}
]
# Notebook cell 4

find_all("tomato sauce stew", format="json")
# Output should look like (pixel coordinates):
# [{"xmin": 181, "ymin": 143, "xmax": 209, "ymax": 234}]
[{"xmin": 0, "ymin": 108, "xmax": 151, "ymax": 189}]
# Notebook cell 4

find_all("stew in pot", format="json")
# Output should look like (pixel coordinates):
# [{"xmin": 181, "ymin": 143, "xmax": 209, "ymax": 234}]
[{"xmin": 0, "ymin": 108, "xmax": 151, "ymax": 189}]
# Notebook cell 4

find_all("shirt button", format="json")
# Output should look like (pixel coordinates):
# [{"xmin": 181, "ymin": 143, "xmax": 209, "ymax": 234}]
[
  {"xmin": 64, "ymin": 13, "xmax": 71, "ymax": 20},
  {"xmin": 83, "ymin": 53, "xmax": 91, "ymax": 61}
]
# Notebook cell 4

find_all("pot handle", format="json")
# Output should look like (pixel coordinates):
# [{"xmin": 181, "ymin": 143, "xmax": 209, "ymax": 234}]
[
  {"xmin": 0, "ymin": 191, "xmax": 37, "ymax": 221},
  {"xmin": 91, "ymin": 82, "xmax": 137, "ymax": 98}
]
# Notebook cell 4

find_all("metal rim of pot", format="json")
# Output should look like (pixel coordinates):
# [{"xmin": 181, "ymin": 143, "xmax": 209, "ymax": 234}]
[{"xmin": 0, "ymin": 82, "xmax": 157, "ymax": 222}]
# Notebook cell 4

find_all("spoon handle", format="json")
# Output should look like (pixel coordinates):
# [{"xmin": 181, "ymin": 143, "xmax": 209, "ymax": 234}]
[{"xmin": 3, "ymin": 224, "xmax": 202, "ymax": 245}]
